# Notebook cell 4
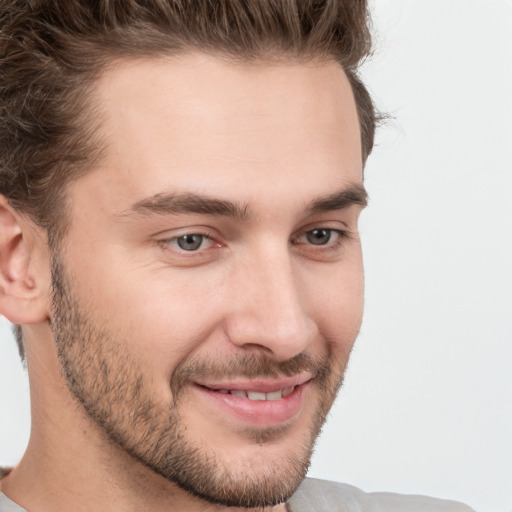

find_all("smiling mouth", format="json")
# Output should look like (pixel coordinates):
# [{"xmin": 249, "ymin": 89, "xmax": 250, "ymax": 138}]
[
  {"xmin": 203, "ymin": 386, "xmax": 297, "ymax": 401},
  {"xmin": 193, "ymin": 376, "xmax": 314, "ymax": 425}
]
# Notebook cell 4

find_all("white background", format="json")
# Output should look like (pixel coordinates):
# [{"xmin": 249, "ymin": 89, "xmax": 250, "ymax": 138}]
[{"xmin": 1, "ymin": 1, "xmax": 511, "ymax": 511}]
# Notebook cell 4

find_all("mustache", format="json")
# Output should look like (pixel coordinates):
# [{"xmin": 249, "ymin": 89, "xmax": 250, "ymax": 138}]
[{"xmin": 170, "ymin": 352, "xmax": 333, "ymax": 399}]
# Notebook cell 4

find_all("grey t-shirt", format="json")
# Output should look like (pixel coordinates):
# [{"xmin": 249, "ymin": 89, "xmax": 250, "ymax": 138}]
[
  {"xmin": 0, "ymin": 493, "xmax": 20, "ymax": 512},
  {"xmin": 0, "ymin": 477, "xmax": 476, "ymax": 511},
  {"xmin": 287, "ymin": 478, "xmax": 476, "ymax": 511}
]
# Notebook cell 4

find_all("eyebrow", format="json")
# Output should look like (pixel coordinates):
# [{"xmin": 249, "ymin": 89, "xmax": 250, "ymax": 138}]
[
  {"xmin": 308, "ymin": 184, "xmax": 368, "ymax": 213},
  {"xmin": 123, "ymin": 183, "xmax": 367, "ymax": 221},
  {"xmin": 126, "ymin": 192, "xmax": 250, "ymax": 221}
]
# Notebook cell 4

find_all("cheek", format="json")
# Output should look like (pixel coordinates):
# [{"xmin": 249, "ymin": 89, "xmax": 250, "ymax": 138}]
[
  {"xmin": 304, "ymin": 254, "xmax": 364, "ymax": 348},
  {"xmin": 62, "ymin": 253, "xmax": 226, "ymax": 383},
  {"xmin": 97, "ymin": 268, "xmax": 229, "ymax": 374}
]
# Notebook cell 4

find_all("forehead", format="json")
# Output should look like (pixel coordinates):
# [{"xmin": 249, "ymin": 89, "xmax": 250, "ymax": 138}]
[{"xmin": 80, "ymin": 53, "xmax": 362, "ymax": 209}]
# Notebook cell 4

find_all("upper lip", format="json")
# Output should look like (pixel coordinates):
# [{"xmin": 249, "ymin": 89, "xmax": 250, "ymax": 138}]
[{"xmin": 195, "ymin": 372, "xmax": 314, "ymax": 393}]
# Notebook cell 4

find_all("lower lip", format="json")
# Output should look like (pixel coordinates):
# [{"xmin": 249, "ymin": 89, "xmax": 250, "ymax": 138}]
[{"xmin": 192, "ymin": 382, "xmax": 311, "ymax": 426}]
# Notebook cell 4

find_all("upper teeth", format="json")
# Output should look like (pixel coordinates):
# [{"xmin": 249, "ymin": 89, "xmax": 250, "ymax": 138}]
[{"xmin": 216, "ymin": 386, "xmax": 295, "ymax": 400}]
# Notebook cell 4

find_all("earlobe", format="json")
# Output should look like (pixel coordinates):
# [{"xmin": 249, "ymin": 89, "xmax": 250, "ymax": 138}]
[{"xmin": 0, "ymin": 196, "xmax": 50, "ymax": 325}]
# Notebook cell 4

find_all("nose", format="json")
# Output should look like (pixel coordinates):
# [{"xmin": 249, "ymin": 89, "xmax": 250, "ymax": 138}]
[{"xmin": 224, "ymin": 248, "xmax": 318, "ymax": 361}]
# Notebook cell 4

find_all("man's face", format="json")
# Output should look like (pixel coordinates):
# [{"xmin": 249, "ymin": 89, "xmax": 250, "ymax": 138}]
[{"xmin": 50, "ymin": 54, "xmax": 365, "ymax": 507}]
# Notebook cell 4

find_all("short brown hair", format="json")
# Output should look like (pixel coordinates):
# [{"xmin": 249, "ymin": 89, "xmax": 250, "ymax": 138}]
[{"xmin": 1, "ymin": 0, "xmax": 379, "ymax": 358}]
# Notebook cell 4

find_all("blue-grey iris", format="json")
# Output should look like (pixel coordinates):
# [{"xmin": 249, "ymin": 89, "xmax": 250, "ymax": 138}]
[{"xmin": 177, "ymin": 234, "xmax": 204, "ymax": 251}]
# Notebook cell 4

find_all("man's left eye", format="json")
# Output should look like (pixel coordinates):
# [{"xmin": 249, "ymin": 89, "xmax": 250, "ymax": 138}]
[
  {"xmin": 302, "ymin": 228, "xmax": 345, "ymax": 246},
  {"xmin": 305, "ymin": 229, "xmax": 335, "ymax": 245}
]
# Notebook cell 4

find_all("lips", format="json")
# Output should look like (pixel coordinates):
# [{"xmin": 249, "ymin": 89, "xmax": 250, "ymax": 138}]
[
  {"xmin": 195, "ymin": 372, "xmax": 313, "ymax": 394},
  {"xmin": 192, "ymin": 373, "xmax": 314, "ymax": 425}
]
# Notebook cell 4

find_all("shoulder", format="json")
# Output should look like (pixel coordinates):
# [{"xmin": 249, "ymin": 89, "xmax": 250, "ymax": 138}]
[{"xmin": 287, "ymin": 478, "xmax": 476, "ymax": 512}]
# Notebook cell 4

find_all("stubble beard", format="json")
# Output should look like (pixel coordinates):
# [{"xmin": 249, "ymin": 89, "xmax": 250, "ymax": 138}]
[{"xmin": 50, "ymin": 256, "xmax": 349, "ymax": 508}]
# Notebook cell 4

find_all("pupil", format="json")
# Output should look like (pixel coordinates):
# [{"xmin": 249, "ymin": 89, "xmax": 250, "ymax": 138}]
[
  {"xmin": 307, "ymin": 229, "xmax": 331, "ymax": 245},
  {"xmin": 177, "ymin": 234, "xmax": 203, "ymax": 251}
]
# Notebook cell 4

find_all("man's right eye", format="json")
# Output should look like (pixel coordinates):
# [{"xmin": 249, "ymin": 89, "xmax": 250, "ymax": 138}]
[
  {"xmin": 164, "ymin": 233, "xmax": 214, "ymax": 252},
  {"xmin": 155, "ymin": 230, "xmax": 224, "ymax": 267},
  {"xmin": 173, "ymin": 234, "xmax": 209, "ymax": 251}
]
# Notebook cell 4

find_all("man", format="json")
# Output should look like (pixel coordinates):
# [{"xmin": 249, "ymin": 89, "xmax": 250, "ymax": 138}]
[{"xmin": 0, "ymin": 1, "xmax": 475, "ymax": 511}]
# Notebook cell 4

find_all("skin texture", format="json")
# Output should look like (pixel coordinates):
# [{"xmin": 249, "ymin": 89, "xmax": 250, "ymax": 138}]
[{"xmin": 0, "ymin": 54, "xmax": 365, "ymax": 512}]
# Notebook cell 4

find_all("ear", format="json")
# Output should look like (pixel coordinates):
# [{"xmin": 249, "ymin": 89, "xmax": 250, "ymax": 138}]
[{"xmin": 0, "ymin": 195, "xmax": 50, "ymax": 325}]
